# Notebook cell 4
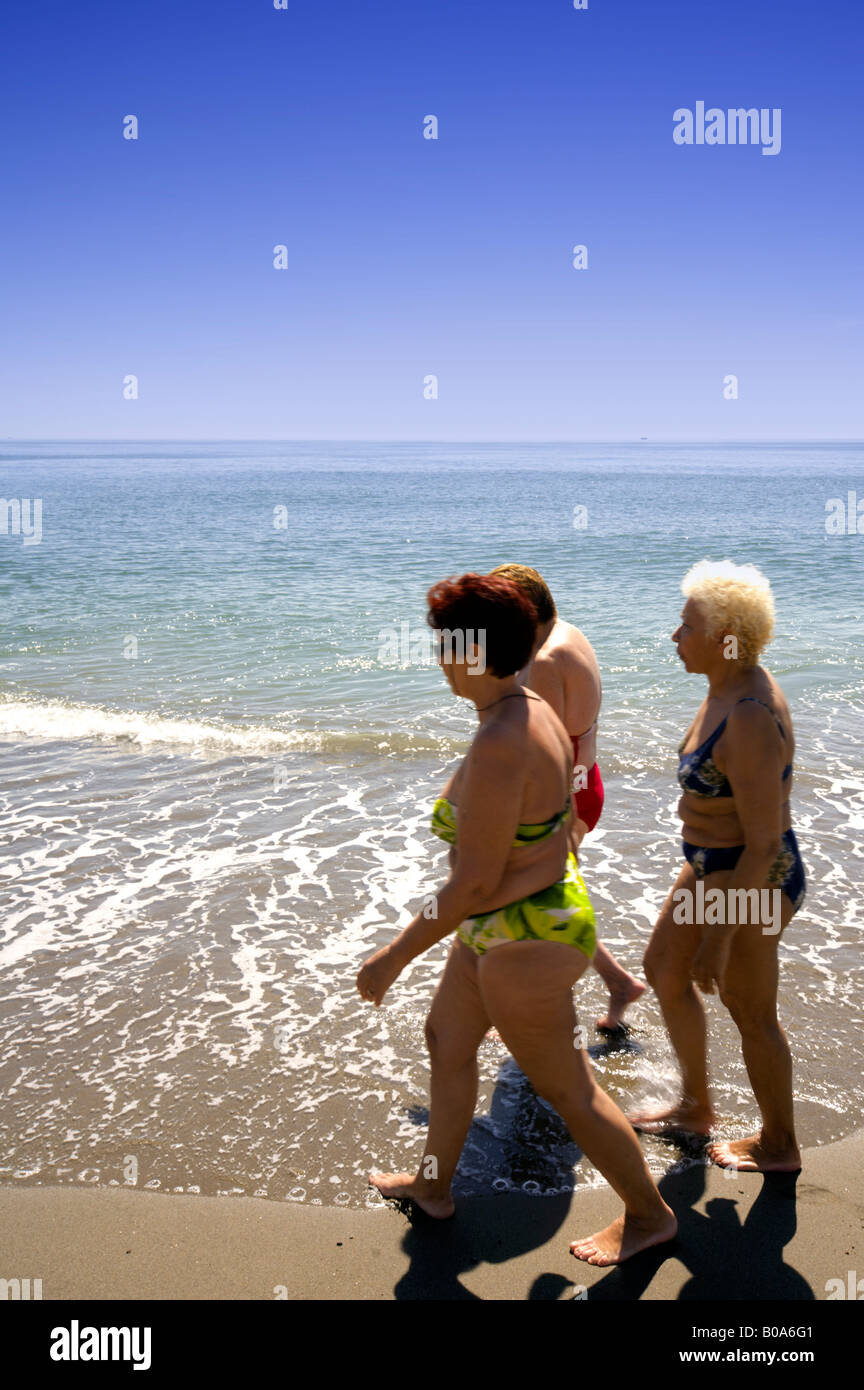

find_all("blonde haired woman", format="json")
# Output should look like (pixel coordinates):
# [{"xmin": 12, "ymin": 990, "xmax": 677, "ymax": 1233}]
[{"xmin": 631, "ymin": 561, "xmax": 805, "ymax": 1173}]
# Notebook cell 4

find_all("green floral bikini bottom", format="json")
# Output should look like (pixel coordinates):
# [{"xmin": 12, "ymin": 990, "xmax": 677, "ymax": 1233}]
[{"xmin": 456, "ymin": 852, "xmax": 597, "ymax": 959}]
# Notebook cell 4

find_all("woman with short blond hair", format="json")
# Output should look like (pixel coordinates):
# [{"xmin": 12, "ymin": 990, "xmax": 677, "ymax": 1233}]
[{"xmin": 632, "ymin": 560, "xmax": 805, "ymax": 1173}]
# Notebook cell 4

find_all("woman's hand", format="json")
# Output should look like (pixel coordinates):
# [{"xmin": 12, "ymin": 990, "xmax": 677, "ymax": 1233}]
[
  {"xmin": 691, "ymin": 930, "xmax": 732, "ymax": 995},
  {"xmin": 357, "ymin": 943, "xmax": 406, "ymax": 1007}
]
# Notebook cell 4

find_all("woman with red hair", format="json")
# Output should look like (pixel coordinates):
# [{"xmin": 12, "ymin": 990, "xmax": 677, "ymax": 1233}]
[{"xmin": 357, "ymin": 573, "xmax": 676, "ymax": 1266}]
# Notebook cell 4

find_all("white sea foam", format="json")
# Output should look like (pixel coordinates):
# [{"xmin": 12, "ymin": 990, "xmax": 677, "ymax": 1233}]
[
  {"xmin": 0, "ymin": 695, "xmax": 460, "ymax": 759},
  {"xmin": 2, "ymin": 442, "xmax": 863, "ymax": 1203}
]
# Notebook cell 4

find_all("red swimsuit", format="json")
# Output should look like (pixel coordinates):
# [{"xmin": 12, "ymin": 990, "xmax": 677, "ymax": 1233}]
[{"xmin": 571, "ymin": 733, "xmax": 605, "ymax": 832}]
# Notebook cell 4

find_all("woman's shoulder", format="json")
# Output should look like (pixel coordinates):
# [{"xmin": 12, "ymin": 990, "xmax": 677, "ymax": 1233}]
[
  {"xmin": 471, "ymin": 708, "xmax": 533, "ymax": 761},
  {"xmin": 552, "ymin": 624, "xmax": 601, "ymax": 680},
  {"xmin": 480, "ymin": 692, "xmax": 569, "ymax": 758},
  {"xmin": 727, "ymin": 677, "xmax": 791, "ymax": 739}
]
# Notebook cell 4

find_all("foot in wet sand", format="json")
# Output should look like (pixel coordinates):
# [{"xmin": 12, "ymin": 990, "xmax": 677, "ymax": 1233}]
[
  {"xmin": 707, "ymin": 1134, "xmax": 801, "ymax": 1173},
  {"xmin": 570, "ymin": 1207, "xmax": 678, "ymax": 1267},
  {"xmin": 368, "ymin": 1171, "xmax": 455, "ymax": 1218},
  {"xmin": 596, "ymin": 974, "xmax": 646, "ymax": 1031},
  {"xmin": 628, "ymin": 1101, "xmax": 715, "ymax": 1136}
]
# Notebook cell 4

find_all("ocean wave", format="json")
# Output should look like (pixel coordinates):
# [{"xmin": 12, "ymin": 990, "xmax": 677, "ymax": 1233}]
[
  {"xmin": 0, "ymin": 693, "xmax": 851, "ymax": 784},
  {"xmin": 0, "ymin": 695, "xmax": 462, "ymax": 759},
  {"xmin": 0, "ymin": 695, "xmax": 681, "ymax": 774}
]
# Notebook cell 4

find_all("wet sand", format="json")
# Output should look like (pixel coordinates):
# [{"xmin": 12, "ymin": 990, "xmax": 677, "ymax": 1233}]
[{"xmin": 2, "ymin": 1127, "xmax": 862, "ymax": 1301}]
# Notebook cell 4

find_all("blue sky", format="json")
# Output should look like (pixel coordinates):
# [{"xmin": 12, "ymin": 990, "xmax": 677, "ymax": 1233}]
[{"xmin": 1, "ymin": 0, "xmax": 861, "ymax": 440}]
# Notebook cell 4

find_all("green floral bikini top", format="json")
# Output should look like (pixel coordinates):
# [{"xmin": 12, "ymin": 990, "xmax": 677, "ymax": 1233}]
[{"xmin": 430, "ymin": 796, "xmax": 571, "ymax": 847}]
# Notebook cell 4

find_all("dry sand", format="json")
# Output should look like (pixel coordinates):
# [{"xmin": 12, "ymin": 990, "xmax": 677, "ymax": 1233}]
[{"xmin": 2, "ymin": 1128, "xmax": 862, "ymax": 1300}]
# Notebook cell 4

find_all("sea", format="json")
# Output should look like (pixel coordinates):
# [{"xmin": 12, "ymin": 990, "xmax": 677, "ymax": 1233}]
[{"xmin": 1, "ymin": 440, "xmax": 862, "ymax": 1207}]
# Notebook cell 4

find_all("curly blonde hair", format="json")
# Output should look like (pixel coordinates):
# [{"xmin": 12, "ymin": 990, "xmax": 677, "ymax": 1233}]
[{"xmin": 681, "ymin": 560, "xmax": 775, "ymax": 667}]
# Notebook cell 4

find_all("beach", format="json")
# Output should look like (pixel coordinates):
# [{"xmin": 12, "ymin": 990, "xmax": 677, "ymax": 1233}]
[
  {"xmin": 2, "ymin": 0, "xmax": 862, "ymax": 1318},
  {"xmin": 2, "ymin": 440, "xmax": 863, "ymax": 1300},
  {"xmin": 2, "ymin": 1125, "xmax": 863, "ymax": 1300}
]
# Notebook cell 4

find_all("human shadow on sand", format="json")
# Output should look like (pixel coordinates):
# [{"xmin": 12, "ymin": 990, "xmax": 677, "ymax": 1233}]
[
  {"xmin": 383, "ymin": 1056, "xmax": 811, "ymax": 1300},
  {"xmin": 585, "ymin": 1159, "xmax": 812, "ymax": 1301},
  {"xmin": 388, "ymin": 1053, "xmax": 589, "ymax": 1299}
]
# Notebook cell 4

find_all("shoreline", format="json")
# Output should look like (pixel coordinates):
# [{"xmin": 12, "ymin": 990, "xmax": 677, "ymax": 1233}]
[{"xmin": 2, "ymin": 1127, "xmax": 862, "ymax": 1301}]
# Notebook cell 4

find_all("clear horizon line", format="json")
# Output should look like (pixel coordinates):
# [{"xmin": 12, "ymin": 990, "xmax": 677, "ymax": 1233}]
[{"xmin": 2, "ymin": 437, "xmax": 863, "ymax": 446}]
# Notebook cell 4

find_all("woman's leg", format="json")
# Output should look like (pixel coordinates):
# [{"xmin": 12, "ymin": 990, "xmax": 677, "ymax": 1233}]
[
  {"xmin": 709, "ymin": 886, "xmax": 800, "ymax": 1171},
  {"xmin": 478, "ymin": 940, "xmax": 677, "ymax": 1266},
  {"xmin": 629, "ymin": 860, "xmax": 715, "ymax": 1133},
  {"xmin": 592, "ymin": 942, "xmax": 647, "ymax": 1030},
  {"xmin": 570, "ymin": 820, "xmax": 646, "ymax": 1030},
  {"xmin": 370, "ymin": 938, "xmax": 491, "ymax": 1216}
]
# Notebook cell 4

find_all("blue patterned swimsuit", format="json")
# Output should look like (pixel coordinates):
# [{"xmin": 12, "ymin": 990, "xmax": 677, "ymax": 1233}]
[{"xmin": 678, "ymin": 697, "xmax": 805, "ymax": 913}]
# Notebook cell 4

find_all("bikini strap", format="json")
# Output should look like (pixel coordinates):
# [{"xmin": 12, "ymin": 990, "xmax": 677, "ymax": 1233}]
[
  {"xmin": 735, "ymin": 697, "xmax": 786, "ymax": 739},
  {"xmin": 696, "ymin": 715, "xmax": 729, "ymax": 750}
]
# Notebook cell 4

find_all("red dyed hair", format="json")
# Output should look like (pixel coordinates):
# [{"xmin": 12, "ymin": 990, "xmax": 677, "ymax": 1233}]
[{"xmin": 425, "ymin": 572, "xmax": 538, "ymax": 677}]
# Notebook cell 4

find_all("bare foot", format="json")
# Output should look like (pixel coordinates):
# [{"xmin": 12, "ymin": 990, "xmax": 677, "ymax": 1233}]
[
  {"xmin": 596, "ymin": 975, "xmax": 647, "ymax": 1030},
  {"xmin": 706, "ymin": 1135, "xmax": 801, "ymax": 1173},
  {"xmin": 628, "ymin": 1102, "xmax": 715, "ymax": 1137},
  {"xmin": 570, "ymin": 1206, "xmax": 678, "ymax": 1267},
  {"xmin": 368, "ymin": 1171, "xmax": 455, "ymax": 1219}
]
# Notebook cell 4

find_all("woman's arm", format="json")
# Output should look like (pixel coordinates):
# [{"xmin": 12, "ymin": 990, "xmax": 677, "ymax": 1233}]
[
  {"xmin": 357, "ymin": 723, "xmax": 529, "ymax": 1005},
  {"xmin": 691, "ymin": 701, "xmax": 785, "ymax": 993}
]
